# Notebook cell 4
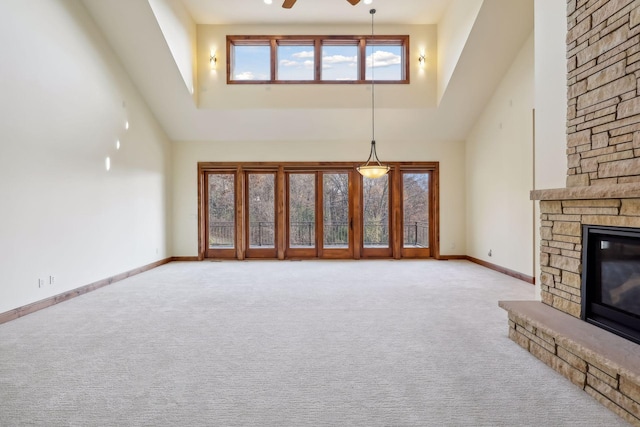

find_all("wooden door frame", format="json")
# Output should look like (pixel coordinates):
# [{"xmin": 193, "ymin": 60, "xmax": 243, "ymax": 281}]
[
  {"xmin": 319, "ymin": 170, "xmax": 355, "ymax": 259},
  {"xmin": 398, "ymin": 168, "xmax": 434, "ymax": 259},
  {"xmin": 360, "ymin": 170, "xmax": 394, "ymax": 259},
  {"xmin": 244, "ymin": 171, "xmax": 278, "ymax": 259},
  {"xmin": 201, "ymin": 170, "xmax": 240, "ymax": 259},
  {"xmin": 197, "ymin": 162, "xmax": 440, "ymax": 260},
  {"xmin": 285, "ymin": 171, "xmax": 319, "ymax": 258}
]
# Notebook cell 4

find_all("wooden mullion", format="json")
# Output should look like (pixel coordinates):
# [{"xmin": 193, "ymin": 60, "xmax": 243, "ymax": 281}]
[
  {"xmin": 243, "ymin": 171, "xmax": 251, "ymax": 258},
  {"xmin": 404, "ymin": 35, "xmax": 410, "ymax": 83},
  {"xmin": 271, "ymin": 39, "xmax": 277, "ymax": 81},
  {"xmin": 392, "ymin": 166, "xmax": 402, "ymax": 259},
  {"xmin": 431, "ymin": 166, "xmax": 441, "ymax": 259},
  {"xmin": 226, "ymin": 37, "xmax": 232, "ymax": 85},
  {"xmin": 317, "ymin": 172, "xmax": 324, "ymax": 258},
  {"xmin": 315, "ymin": 39, "xmax": 322, "ymax": 81},
  {"xmin": 236, "ymin": 168, "xmax": 244, "ymax": 260},
  {"xmin": 284, "ymin": 171, "xmax": 291, "ymax": 256},
  {"xmin": 351, "ymin": 169, "xmax": 360, "ymax": 259},
  {"xmin": 359, "ymin": 39, "xmax": 366, "ymax": 81},
  {"xmin": 277, "ymin": 166, "xmax": 286, "ymax": 259},
  {"xmin": 199, "ymin": 171, "xmax": 207, "ymax": 260}
]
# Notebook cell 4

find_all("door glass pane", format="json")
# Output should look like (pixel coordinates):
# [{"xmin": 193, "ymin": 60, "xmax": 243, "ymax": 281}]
[
  {"xmin": 403, "ymin": 173, "xmax": 430, "ymax": 248},
  {"xmin": 289, "ymin": 174, "xmax": 316, "ymax": 248},
  {"xmin": 248, "ymin": 174, "xmax": 275, "ymax": 249},
  {"xmin": 323, "ymin": 173, "xmax": 349, "ymax": 248},
  {"xmin": 363, "ymin": 175, "xmax": 389, "ymax": 248},
  {"xmin": 208, "ymin": 174, "xmax": 235, "ymax": 249}
]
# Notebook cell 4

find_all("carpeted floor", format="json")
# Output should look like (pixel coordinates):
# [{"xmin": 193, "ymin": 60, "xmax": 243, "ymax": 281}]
[{"xmin": 0, "ymin": 260, "xmax": 631, "ymax": 426}]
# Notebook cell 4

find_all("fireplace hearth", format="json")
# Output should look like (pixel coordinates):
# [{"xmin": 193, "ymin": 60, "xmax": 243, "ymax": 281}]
[{"xmin": 582, "ymin": 225, "xmax": 640, "ymax": 346}]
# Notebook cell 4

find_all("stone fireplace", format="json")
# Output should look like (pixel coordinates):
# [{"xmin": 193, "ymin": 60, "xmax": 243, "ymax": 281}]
[{"xmin": 499, "ymin": 1, "xmax": 640, "ymax": 425}]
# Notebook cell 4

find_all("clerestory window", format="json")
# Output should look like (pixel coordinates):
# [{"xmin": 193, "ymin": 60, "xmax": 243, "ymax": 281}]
[{"xmin": 227, "ymin": 35, "xmax": 409, "ymax": 84}]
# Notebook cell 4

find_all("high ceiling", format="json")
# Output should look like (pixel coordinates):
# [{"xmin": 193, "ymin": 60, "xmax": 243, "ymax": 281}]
[
  {"xmin": 81, "ymin": 0, "xmax": 534, "ymax": 143},
  {"xmin": 180, "ymin": 0, "xmax": 452, "ymax": 25}
]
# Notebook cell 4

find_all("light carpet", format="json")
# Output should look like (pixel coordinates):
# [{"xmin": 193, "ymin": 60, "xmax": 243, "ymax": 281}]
[{"xmin": 0, "ymin": 260, "xmax": 630, "ymax": 426}]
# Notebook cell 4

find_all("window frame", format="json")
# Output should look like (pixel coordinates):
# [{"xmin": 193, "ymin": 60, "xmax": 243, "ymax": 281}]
[{"xmin": 226, "ymin": 35, "xmax": 410, "ymax": 84}]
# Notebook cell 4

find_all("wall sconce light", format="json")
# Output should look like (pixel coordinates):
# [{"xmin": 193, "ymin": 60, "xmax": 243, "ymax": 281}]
[
  {"xmin": 418, "ymin": 54, "xmax": 426, "ymax": 67},
  {"xmin": 210, "ymin": 51, "xmax": 217, "ymax": 68}
]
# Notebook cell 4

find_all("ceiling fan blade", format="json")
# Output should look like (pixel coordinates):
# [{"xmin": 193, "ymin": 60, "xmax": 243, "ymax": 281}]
[
  {"xmin": 282, "ymin": 0, "xmax": 297, "ymax": 8},
  {"xmin": 346, "ymin": 0, "xmax": 361, "ymax": 5}
]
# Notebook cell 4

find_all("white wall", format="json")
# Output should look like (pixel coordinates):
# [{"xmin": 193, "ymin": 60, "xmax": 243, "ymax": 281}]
[
  {"xmin": 171, "ymin": 139, "xmax": 466, "ymax": 257},
  {"xmin": 465, "ymin": 33, "xmax": 534, "ymax": 277},
  {"xmin": 437, "ymin": 0, "xmax": 484, "ymax": 104},
  {"xmin": 534, "ymin": 0, "xmax": 567, "ymax": 191},
  {"xmin": 532, "ymin": 0, "xmax": 568, "ymax": 297},
  {"xmin": 148, "ymin": 0, "xmax": 198, "ymax": 100},
  {"xmin": 0, "ymin": 0, "xmax": 172, "ymax": 313}
]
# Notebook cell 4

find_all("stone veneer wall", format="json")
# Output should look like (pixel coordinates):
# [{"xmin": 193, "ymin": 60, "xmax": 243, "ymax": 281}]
[
  {"xmin": 539, "ymin": 197, "xmax": 640, "ymax": 317},
  {"xmin": 566, "ymin": 0, "xmax": 640, "ymax": 187}
]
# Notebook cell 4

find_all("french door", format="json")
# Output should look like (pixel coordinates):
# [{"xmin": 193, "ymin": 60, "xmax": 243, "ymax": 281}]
[
  {"xmin": 361, "ymin": 173, "xmax": 392, "ymax": 258},
  {"xmin": 245, "ymin": 172, "xmax": 277, "ymax": 258},
  {"xmin": 400, "ymin": 171, "xmax": 432, "ymax": 258},
  {"xmin": 204, "ymin": 172, "xmax": 239, "ymax": 259},
  {"xmin": 199, "ymin": 162, "xmax": 438, "ymax": 260},
  {"xmin": 286, "ymin": 171, "xmax": 354, "ymax": 258}
]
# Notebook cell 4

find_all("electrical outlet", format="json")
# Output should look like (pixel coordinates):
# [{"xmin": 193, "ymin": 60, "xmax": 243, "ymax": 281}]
[
  {"xmin": 488, "ymin": 249, "xmax": 492, "ymax": 257},
  {"xmin": 49, "ymin": 276, "xmax": 55, "ymax": 285}
]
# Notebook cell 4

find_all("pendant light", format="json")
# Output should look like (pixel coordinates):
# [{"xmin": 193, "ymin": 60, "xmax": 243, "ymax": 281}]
[{"xmin": 357, "ymin": 8, "xmax": 390, "ymax": 179}]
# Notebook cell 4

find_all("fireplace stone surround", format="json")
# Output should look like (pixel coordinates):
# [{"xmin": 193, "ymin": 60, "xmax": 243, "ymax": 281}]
[
  {"xmin": 499, "ymin": 1, "xmax": 640, "ymax": 424},
  {"xmin": 501, "ymin": 184, "xmax": 640, "ymax": 425}
]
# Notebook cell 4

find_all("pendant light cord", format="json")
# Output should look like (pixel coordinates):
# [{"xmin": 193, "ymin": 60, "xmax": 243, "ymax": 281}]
[
  {"xmin": 370, "ymin": 8, "xmax": 376, "ymax": 144},
  {"xmin": 358, "ymin": 8, "xmax": 388, "ymax": 177}
]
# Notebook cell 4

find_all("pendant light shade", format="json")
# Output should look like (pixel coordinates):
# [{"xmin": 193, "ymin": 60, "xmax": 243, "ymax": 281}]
[
  {"xmin": 358, "ymin": 8, "xmax": 389, "ymax": 179},
  {"xmin": 357, "ymin": 141, "xmax": 390, "ymax": 178}
]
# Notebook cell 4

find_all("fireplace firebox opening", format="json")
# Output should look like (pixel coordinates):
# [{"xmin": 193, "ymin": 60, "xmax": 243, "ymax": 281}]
[{"xmin": 581, "ymin": 225, "xmax": 640, "ymax": 345}]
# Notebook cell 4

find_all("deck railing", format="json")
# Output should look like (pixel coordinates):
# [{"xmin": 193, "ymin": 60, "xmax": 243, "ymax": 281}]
[
  {"xmin": 208, "ymin": 221, "xmax": 234, "ymax": 247},
  {"xmin": 249, "ymin": 221, "xmax": 275, "ymax": 247},
  {"xmin": 209, "ymin": 221, "xmax": 429, "ymax": 248},
  {"xmin": 404, "ymin": 221, "xmax": 429, "ymax": 248}
]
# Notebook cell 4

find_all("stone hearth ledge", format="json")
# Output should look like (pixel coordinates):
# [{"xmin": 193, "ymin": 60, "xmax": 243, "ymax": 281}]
[
  {"xmin": 530, "ymin": 183, "xmax": 640, "ymax": 201},
  {"xmin": 499, "ymin": 300, "xmax": 640, "ymax": 385}
]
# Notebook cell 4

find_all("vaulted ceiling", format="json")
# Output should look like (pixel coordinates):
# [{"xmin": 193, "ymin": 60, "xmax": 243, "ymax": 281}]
[{"xmin": 81, "ymin": 0, "xmax": 533, "ymax": 143}]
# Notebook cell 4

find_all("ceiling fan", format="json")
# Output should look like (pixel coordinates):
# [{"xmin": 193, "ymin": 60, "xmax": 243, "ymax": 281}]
[{"xmin": 282, "ymin": 0, "xmax": 361, "ymax": 9}]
